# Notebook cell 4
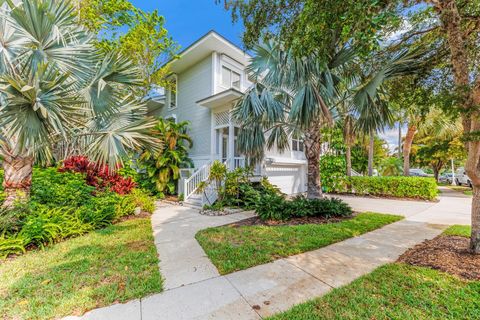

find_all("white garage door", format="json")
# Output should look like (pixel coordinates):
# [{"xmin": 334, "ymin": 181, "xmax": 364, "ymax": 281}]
[{"xmin": 265, "ymin": 164, "xmax": 307, "ymax": 195}]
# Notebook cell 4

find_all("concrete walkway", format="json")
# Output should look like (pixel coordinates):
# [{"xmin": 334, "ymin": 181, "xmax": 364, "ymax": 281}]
[
  {"xmin": 334, "ymin": 186, "xmax": 472, "ymax": 225},
  {"xmin": 67, "ymin": 198, "xmax": 451, "ymax": 320}
]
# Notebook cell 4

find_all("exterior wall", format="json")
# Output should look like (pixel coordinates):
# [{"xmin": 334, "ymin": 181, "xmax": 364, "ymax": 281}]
[{"xmin": 160, "ymin": 56, "xmax": 213, "ymax": 168}]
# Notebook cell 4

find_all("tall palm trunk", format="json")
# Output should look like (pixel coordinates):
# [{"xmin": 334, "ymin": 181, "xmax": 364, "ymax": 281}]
[
  {"xmin": 304, "ymin": 120, "xmax": 322, "ymax": 199},
  {"xmin": 398, "ymin": 122, "xmax": 402, "ymax": 159},
  {"xmin": 368, "ymin": 131, "xmax": 374, "ymax": 176},
  {"xmin": 2, "ymin": 154, "xmax": 34, "ymax": 207},
  {"xmin": 346, "ymin": 144, "xmax": 352, "ymax": 176},
  {"xmin": 403, "ymin": 124, "xmax": 417, "ymax": 176},
  {"xmin": 435, "ymin": 0, "xmax": 480, "ymax": 253},
  {"xmin": 344, "ymin": 117, "xmax": 354, "ymax": 177}
]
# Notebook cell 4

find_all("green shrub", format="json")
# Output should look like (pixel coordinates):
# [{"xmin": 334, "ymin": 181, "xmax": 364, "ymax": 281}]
[
  {"xmin": 256, "ymin": 195, "xmax": 353, "ymax": 221},
  {"xmin": 127, "ymin": 189, "xmax": 156, "ymax": 213},
  {"xmin": 342, "ymin": 176, "xmax": 438, "ymax": 200},
  {"xmin": 78, "ymin": 194, "xmax": 118, "ymax": 228},
  {"xmin": 256, "ymin": 193, "xmax": 290, "ymax": 221},
  {"xmin": 320, "ymin": 155, "xmax": 347, "ymax": 193},
  {"xmin": 18, "ymin": 206, "xmax": 94, "ymax": 248},
  {"xmin": 30, "ymin": 168, "xmax": 95, "ymax": 207},
  {"xmin": 0, "ymin": 236, "xmax": 27, "ymax": 259},
  {"xmin": 289, "ymin": 197, "xmax": 353, "ymax": 218},
  {"xmin": 0, "ymin": 202, "xmax": 30, "ymax": 235}
]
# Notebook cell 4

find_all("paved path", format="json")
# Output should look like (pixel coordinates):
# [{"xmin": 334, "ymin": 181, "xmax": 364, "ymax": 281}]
[
  {"xmin": 334, "ymin": 186, "xmax": 472, "ymax": 225},
  {"xmin": 67, "ymin": 200, "xmax": 448, "ymax": 320}
]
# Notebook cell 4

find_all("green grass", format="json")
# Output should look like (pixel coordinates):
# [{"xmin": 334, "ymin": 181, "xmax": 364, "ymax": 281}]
[
  {"xmin": 196, "ymin": 212, "xmax": 402, "ymax": 274},
  {"xmin": 443, "ymin": 224, "xmax": 471, "ymax": 237},
  {"xmin": 0, "ymin": 218, "xmax": 162, "ymax": 320},
  {"xmin": 268, "ymin": 263, "xmax": 480, "ymax": 320},
  {"xmin": 447, "ymin": 185, "xmax": 473, "ymax": 196}
]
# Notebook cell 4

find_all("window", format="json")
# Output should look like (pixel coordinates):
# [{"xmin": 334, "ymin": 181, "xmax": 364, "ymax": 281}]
[
  {"xmin": 221, "ymin": 66, "xmax": 241, "ymax": 89},
  {"xmin": 292, "ymin": 137, "xmax": 304, "ymax": 152},
  {"xmin": 168, "ymin": 77, "xmax": 177, "ymax": 109}
]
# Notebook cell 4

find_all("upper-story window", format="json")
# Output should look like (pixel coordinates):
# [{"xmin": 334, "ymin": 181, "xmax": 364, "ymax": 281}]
[
  {"xmin": 167, "ymin": 76, "xmax": 177, "ymax": 109},
  {"xmin": 221, "ymin": 66, "xmax": 241, "ymax": 90},
  {"xmin": 292, "ymin": 136, "xmax": 304, "ymax": 152}
]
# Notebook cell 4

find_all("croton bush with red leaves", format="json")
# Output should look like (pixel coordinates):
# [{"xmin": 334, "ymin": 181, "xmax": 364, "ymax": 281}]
[{"xmin": 59, "ymin": 156, "xmax": 136, "ymax": 195}]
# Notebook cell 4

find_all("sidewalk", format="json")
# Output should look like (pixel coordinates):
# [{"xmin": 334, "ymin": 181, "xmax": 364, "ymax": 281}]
[{"xmin": 67, "ymin": 203, "xmax": 445, "ymax": 320}]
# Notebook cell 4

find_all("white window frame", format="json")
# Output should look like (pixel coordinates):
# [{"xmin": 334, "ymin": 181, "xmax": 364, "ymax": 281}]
[
  {"xmin": 292, "ymin": 136, "xmax": 304, "ymax": 152},
  {"xmin": 221, "ymin": 65, "xmax": 241, "ymax": 90},
  {"xmin": 167, "ymin": 75, "xmax": 178, "ymax": 110}
]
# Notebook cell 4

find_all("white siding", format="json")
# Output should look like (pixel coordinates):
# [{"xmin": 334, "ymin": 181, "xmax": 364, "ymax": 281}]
[
  {"xmin": 160, "ymin": 56, "xmax": 213, "ymax": 168},
  {"xmin": 265, "ymin": 164, "xmax": 307, "ymax": 195}
]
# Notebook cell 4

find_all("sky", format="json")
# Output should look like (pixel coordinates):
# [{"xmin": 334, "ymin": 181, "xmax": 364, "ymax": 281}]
[
  {"xmin": 130, "ymin": 0, "xmax": 401, "ymax": 152},
  {"xmin": 130, "ymin": 0, "xmax": 244, "ymax": 49}
]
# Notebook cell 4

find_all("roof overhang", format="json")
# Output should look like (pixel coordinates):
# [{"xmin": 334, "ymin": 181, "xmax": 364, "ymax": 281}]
[
  {"xmin": 196, "ymin": 88, "xmax": 243, "ymax": 109},
  {"xmin": 168, "ymin": 31, "xmax": 252, "ymax": 74}
]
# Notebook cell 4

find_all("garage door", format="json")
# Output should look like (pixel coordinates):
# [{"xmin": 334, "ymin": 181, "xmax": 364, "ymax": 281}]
[{"xmin": 265, "ymin": 164, "xmax": 307, "ymax": 195}]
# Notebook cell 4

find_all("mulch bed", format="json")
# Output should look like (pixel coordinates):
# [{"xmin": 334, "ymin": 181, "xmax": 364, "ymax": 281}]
[
  {"xmin": 398, "ymin": 235, "xmax": 480, "ymax": 281},
  {"xmin": 227, "ymin": 214, "xmax": 355, "ymax": 227}
]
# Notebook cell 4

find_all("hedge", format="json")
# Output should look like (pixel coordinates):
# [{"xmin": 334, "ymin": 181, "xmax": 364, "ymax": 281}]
[{"xmin": 334, "ymin": 176, "xmax": 438, "ymax": 201}]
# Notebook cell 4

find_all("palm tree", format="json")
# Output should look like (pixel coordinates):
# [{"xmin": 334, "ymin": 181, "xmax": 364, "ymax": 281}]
[
  {"xmin": 0, "ymin": 0, "xmax": 159, "ymax": 206},
  {"xmin": 233, "ymin": 41, "xmax": 352, "ymax": 198},
  {"xmin": 354, "ymin": 49, "xmax": 427, "ymax": 176}
]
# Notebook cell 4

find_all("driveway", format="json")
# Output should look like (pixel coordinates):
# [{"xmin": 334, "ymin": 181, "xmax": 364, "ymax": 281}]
[{"xmin": 334, "ymin": 186, "xmax": 471, "ymax": 225}]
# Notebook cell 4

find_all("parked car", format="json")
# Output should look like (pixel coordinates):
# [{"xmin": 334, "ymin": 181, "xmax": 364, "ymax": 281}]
[
  {"xmin": 439, "ymin": 172, "xmax": 454, "ymax": 184},
  {"xmin": 409, "ymin": 168, "xmax": 429, "ymax": 177},
  {"xmin": 455, "ymin": 167, "xmax": 472, "ymax": 188}
]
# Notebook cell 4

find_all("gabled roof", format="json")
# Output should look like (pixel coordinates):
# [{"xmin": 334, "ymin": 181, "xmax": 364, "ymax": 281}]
[{"xmin": 168, "ymin": 30, "xmax": 252, "ymax": 74}]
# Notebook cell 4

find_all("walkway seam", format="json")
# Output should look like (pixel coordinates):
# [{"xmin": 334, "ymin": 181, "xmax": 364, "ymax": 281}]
[
  {"xmin": 283, "ymin": 258, "xmax": 336, "ymax": 289},
  {"xmin": 224, "ymin": 276, "xmax": 264, "ymax": 319},
  {"xmin": 164, "ymin": 274, "xmax": 223, "ymax": 292}
]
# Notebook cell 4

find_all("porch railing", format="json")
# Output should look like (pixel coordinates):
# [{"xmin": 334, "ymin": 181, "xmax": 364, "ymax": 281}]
[{"xmin": 183, "ymin": 161, "xmax": 212, "ymax": 201}]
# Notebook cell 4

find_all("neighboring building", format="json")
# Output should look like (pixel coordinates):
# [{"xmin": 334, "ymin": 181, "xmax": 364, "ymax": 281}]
[{"xmin": 148, "ymin": 31, "xmax": 307, "ymax": 206}]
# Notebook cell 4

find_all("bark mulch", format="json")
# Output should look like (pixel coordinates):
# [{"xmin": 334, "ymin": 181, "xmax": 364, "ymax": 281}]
[
  {"xmin": 227, "ymin": 214, "xmax": 354, "ymax": 227},
  {"xmin": 398, "ymin": 235, "xmax": 480, "ymax": 281}
]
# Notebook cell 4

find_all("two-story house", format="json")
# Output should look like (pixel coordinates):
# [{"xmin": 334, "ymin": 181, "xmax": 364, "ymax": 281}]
[{"xmin": 148, "ymin": 31, "xmax": 307, "ymax": 206}]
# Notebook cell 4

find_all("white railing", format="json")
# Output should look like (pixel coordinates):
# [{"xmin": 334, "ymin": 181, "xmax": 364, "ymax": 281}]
[
  {"xmin": 351, "ymin": 169, "xmax": 362, "ymax": 176},
  {"xmin": 184, "ymin": 161, "xmax": 212, "ymax": 201},
  {"xmin": 233, "ymin": 157, "xmax": 246, "ymax": 169},
  {"xmin": 183, "ymin": 157, "xmax": 248, "ymax": 204},
  {"xmin": 222, "ymin": 157, "xmax": 246, "ymax": 170}
]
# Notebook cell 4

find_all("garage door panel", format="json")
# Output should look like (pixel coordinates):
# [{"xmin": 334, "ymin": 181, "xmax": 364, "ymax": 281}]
[{"xmin": 265, "ymin": 164, "xmax": 306, "ymax": 195}]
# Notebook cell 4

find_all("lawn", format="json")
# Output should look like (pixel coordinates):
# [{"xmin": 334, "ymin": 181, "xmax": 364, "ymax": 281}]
[
  {"xmin": 443, "ymin": 224, "xmax": 471, "ymax": 237},
  {"xmin": 196, "ymin": 212, "xmax": 402, "ymax": 274},
  {"xmin": 446, "ymin": 185, "xmax": 473, "ymax": 196},
  {"xmin": 267, "ymin": 263, "xmax": 480, "ymax": 320},
  {"xmin": 0, "ymin": 218, "xmax": 162, "ymax": 320}
]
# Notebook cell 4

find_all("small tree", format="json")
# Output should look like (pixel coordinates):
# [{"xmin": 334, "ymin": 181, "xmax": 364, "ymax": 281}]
[{"xmin": 138, "ymin": 119, "xmax": 193, "ymax": 196}]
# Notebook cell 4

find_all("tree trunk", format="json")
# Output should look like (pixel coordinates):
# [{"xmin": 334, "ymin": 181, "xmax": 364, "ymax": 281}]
[
  {"xmin": 2, "ymin": 154, "xmax": 34, "ymax": 207},
  {"xmin": 434, "ymin": 0, "xmax": 480, "ymax": 253},
  {"xmin": 304, "ymin": 120, "xmax": 322, "ymax": 199},
  {"xmin": 398, "ymin": 122, "xmax": 402, "ymax": 159},
  {"xmin": 368, "ymin": 131, "xmax": 374, "ymax": 176},
  {"xmin": 346, "ymin": 144, "xmax": 352, "ymax": 176},
  {"xmin": 403, "ymin": 124, "xmax": 417, "ymax": 176}
]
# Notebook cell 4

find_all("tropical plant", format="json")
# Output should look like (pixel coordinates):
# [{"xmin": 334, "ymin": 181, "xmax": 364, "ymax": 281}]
[
  {"xmin": 59, "ymin": 155, "xmax": 137, "ymax": 195},
  {"xmin": 379, "ymin": 157, "xmax": 403, "ymax": 176},
  {"xmin": 233, "ymin": 40, "xmax": 353, "ymax": 198},
  {"xmin": 353, "ymin": 49, "xmax": 427, "ymax": 176},
  {"xmin": 0, "ymin": 0, "xmax": 160, "ymax": 206},
  {"xmin": 138, "ymin": 119, "xmax": 193, "ymax": 196}
]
